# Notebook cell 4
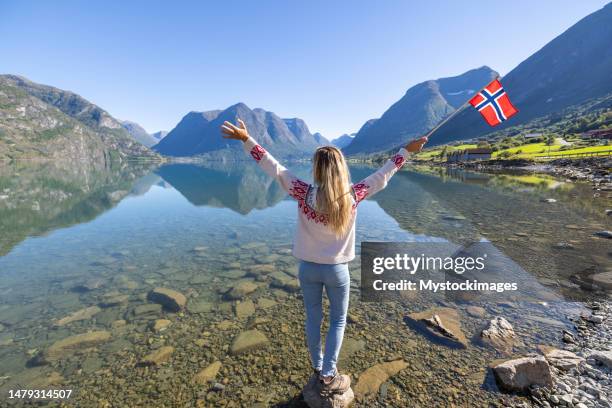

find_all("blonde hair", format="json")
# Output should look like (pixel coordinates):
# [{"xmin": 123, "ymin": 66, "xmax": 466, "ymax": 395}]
[{"xmin": 312, "ymin": 146, "xmax": 353, "ymax": 237}]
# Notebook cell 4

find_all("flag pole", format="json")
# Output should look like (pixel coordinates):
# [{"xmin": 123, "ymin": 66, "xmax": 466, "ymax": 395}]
[{"xmin": 423, "ymin": 75, "xmax": 500, "ymax": 140}]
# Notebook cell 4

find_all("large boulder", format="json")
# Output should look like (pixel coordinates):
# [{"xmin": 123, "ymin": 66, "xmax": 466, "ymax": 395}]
[
  {"xmin": 147, "ymin": 288, "xmax": 186, "ymax": 312},
  {"xmin": 492, "ymin": 356, "xmax": 553, "ymax": 392},
  {"xmin": 405, "ymin": 307, "xmax": 467, "ymax": 348},
  {"xmin": 480, "ymin": 317, "xmax": 517, "ymax": 354},
  {"xmin": 230, "ymin": 329, "xmax": 269, "ymax": 355},
  {"xmin": 354, "ymin": 359, "xmax": 408, "ymax": 399}
]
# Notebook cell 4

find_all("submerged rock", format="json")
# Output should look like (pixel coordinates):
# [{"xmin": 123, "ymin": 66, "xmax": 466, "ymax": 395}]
[
  {"xmin": 71, "ymin": 279, "xmax": 104, "ymax": 292},
  {"xmin": 225, "ymin": 280, "xmax": 258, "ymax": 300},
  {"xmin": 54, "ymin": 306, "xmax": 102, "ymax": 326},
  {"xmin": 234, "ymin": 299, "xmax": 255, "ymax": 319},
  {"xmin": 492, "ymin": 356, "xmax": 553, "ymax": 392},
  {"xmin": 147, "ymin": 287, "xmax": 186, "ymax": 312},
  {"xmin": 34, "ymin": 331, "xmax": 111, "ymax": 364},
  {"xmin": 590, "ymin": 272, "xmax": 612, "ymax": 290},
  {"xmin": 480, "ymin": 317, "xmax": 517, "ymax": 354},
  {"xmin": 466, "ymin": 305, "xmax": 486, "ymax": 318},
  {"xmin": 139, "ymin": 346, "xmax": 174, "ymax": 366},
  {"xmin": 193, "ymin": 361, "xmax": 222, "ymax": 385},
  {"xmin": 151, "ymin": 319, "xmax": 171, "ymax": 332},
  {"xmin": 132, "ymin": 303, "xmax": 162, "ymax": 318},
  {"xmin": 354, "ymin": 359, "xmax": 408, "ymax": 399},
  {"xmin": 187, "ymin": 298, "xmax": 213, "ymax": 314},
  {"xmin": 230, "ymin": 329, "xmax": 269, "ymax": 355},
  {"xmin": 405, "ymin": 307, "xmax": 467, "ymax": 348}
]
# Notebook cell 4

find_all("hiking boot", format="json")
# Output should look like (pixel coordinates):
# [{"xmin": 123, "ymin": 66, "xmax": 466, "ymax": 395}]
[{"xmin": 319, "ymin": 372, "xmax": 351, "ymax": 395}]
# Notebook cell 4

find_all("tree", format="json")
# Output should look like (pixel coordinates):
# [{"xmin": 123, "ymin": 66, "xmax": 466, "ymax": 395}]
[{"xmin": 477, "ymin": 141, "xmax": 491, "ymax": 149}]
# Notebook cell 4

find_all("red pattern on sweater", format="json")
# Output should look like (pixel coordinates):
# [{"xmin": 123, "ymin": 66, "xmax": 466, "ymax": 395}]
[{"xmin": 250, "ymin": 145, "xmax": 266, "ymax": 162}]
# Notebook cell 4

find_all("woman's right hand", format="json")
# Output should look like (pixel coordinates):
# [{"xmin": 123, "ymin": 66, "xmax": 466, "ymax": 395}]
[
  {"xmin": 221, "ymin": 119, "xmax": 250, "ymax": 142},
  {"xmin": 405, "ymin": 136, "xmax": 428, "ymax": 153}
]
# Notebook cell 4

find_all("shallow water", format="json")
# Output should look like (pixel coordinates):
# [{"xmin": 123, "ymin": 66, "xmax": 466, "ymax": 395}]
[{"xmin": 0, "ymin": 160, "xmax": 609, "ymax": 406}]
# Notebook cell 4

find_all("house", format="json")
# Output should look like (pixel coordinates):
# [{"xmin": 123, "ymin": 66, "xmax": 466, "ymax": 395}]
[
  {"xmin": 581, "ymin": 129, "xmax": 612, "ymax": 140},
  {"xmin": 447, "ymin": 148, "xmax": 493, "ymax": 162}
]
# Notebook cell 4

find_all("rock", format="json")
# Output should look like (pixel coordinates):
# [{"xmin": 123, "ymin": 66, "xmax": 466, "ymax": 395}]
[
  {"xmin": 111, "ymin": 319, "xmax": 126, "ymax": 329},
  {"xmin": 354, "ymin": 359, "xmax": 408, "ymax": 399},
  {"xmin": 590, "ymin": 272, "xmax": 612, "ymax": 290},
  {"xmin": 588, "ymin": 351, "xmax": 612, "ymax": 368},
  {"xmin": 541, "ymin": 198, "xmax": 557, "ymax": 203},
  {"xmin": 151, "ymin": 319, "xmax": 171, "ymax": 332},
  {"xmin": 234, "ymin": 299, "xmax": 255, "ymax": 319},
  {"xmin": 466, "ymin": 306, "xmax": 486, "ymax": 318},
  {"xmin": 139, "ymin": 346, "xmax": 174, "ymax": 366},
  {"xmin": 492, "ymin": 356, "xmax": 553, "ymax": 392},
  {"xmin": 442, "ymin": 215, "xmax": 466, "ymax": 221},
  {"xmin": 187, "ymin": 299, "xmax": 213, "ymax": 314},
  {"xmin": 540, "ymin": 347, "xmax": 584, "ymax": 370},
  {"xmin": 257, "ymin": 298, "xmax": 277, "ymax": 309},
  {"xmin": 71, "ymin": 279, "xmax": 104, "ymax": 292},
  {"xmin": 553, "ymin": 242, "xmax": 575, "ymax": 250},
  {"xmin": 216, "ymin": 320, "xmax": 235, "ymax": 330},
  {"xmin": 36, "ymin": 331, "xmax": 111, "ymax": 364},
  {"xmin": 303, "ymin": 374, "xmax": 354, "ymax": 408},
  {"xmin": 99, "ymin": 294, "xmax": 129, "ymax": 308},
  {"xmin": 270, "ymin": 277, "xmax": 300, "ymax": 293},
  {"xmin": 54, "ymin": 306, "xmax": 102, "ymax": 326},
  {"xmin": 480, "ymin": 317, "xmax": 516, "ymax": 354},
  {"xmin": 147, "ymin": 288, "xmax": 186, "ymax": 312},
  {"xmin": 224, "ymin": 280, "xmax": 258, "ymax": 300},
  {"xmin": 193, "ymin": 361, "xmax": 222, "ymax": 385},
  {"xmin": 132, "ymin": 303, "xmax": 162, "ymax": 318},
  {"xmin": 230, "ymin": 329, "xmax": 269, "ymax": 355},
  {"xmin": 594, "ymin": 230, "xmax": 612, "ymax": 239},
  {"xmin": 405, "ymin": 307, "xmax": 467, "ymax": 348}
]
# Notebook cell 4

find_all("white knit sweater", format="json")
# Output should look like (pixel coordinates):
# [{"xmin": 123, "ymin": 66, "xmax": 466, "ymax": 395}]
[{"xmin": 243, "ymin": 137, "xmax": 410, "ymax": 264}]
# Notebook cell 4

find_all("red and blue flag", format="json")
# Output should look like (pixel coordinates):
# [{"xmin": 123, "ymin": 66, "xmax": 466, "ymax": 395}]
[{"xmin": 469, "ymin": 79, "xmax": 518, "ymax": 126}]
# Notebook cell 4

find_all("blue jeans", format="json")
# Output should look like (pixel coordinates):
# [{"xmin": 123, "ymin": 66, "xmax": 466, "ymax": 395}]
[{"xmin": 298, "ymin": 260, "xmax": 350, "ymax": 377}]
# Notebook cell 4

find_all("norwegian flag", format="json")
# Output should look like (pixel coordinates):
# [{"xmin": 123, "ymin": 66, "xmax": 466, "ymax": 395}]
[{"xmin": 469, "ymin": 79, "xmax": 518, "ymax": 126}]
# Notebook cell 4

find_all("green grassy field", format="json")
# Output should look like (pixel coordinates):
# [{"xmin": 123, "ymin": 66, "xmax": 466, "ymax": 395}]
[{"xmin": 415, "ymin": 140, "xmax": 611, "ymax": 162}]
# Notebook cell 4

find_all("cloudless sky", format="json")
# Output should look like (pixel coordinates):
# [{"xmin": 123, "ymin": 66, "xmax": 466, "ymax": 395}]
[{"xmin": 0, "ymin": 1, "xmax": 609, "ymax": 138}]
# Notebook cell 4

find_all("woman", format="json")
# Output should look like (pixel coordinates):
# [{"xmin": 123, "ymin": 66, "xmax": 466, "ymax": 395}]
[{"xmin": 221, "ymin": 119, "xmax": 427, "ymax": 394}]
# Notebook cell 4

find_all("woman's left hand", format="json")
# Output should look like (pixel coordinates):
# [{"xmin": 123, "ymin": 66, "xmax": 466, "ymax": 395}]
[{"xmin": 221, "ymin": 119, "xmax": 249, "ymax": 142}]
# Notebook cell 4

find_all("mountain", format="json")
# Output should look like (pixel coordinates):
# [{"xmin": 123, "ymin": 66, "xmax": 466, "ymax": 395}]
[
  {"xmin": 430, "ymin": 3, "xmax": 612, "ymax": 144},
  {"xmin": 154, "ymin": 103, "xmax": 322, "ymax": 158},
  {"xmin": 312, "ymin": 132, "xmax": 329, "ymax": 145},
  {"xmin": 151, "ymin": 130, "xmax": 168, "ymax": 141},
  {"xmin": 121, "ymin": 120, "xmax": 157, "ymax": 147},
  {"xmin": 0, "ymin": 74, "xmax": 156, "ymax": 160},
  {"xmin": 344, "ymin": 66, "xmax": 498, "ymax": 154},
  {"xmin": 331, "ymin": 133, "xmax": 355, "ymax": 149}
]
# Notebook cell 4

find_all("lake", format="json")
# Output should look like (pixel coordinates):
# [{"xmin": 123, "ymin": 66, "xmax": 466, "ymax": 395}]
[{"xmin": 0, "ymin": 159, "xmax": 609, "ymax": 406}]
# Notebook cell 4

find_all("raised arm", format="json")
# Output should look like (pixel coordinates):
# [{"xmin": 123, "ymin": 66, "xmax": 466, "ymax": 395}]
[
  {"xmin": 221, "ymin": 119, "xmax": 310, "ymax": 200},
  {"xmin": 352, "ymin": 137, "xmax": 428, "ymax": 205}
]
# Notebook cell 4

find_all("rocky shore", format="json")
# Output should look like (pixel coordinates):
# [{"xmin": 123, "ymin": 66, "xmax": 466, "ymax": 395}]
[{"xmin": 430, "ymin": 157, "xmax": 611, "ymax": 190}]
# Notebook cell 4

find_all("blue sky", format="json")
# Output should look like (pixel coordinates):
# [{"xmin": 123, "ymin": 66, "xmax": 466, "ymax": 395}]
[{"xmin": 1, "ymin": 1, "xmax": 609, "ymax": 138}]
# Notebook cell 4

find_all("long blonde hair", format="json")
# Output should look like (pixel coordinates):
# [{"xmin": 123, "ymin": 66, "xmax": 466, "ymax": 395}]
[{"xmin": 312, "ymin": 146, "xmax": 353, "ymax": 237}]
